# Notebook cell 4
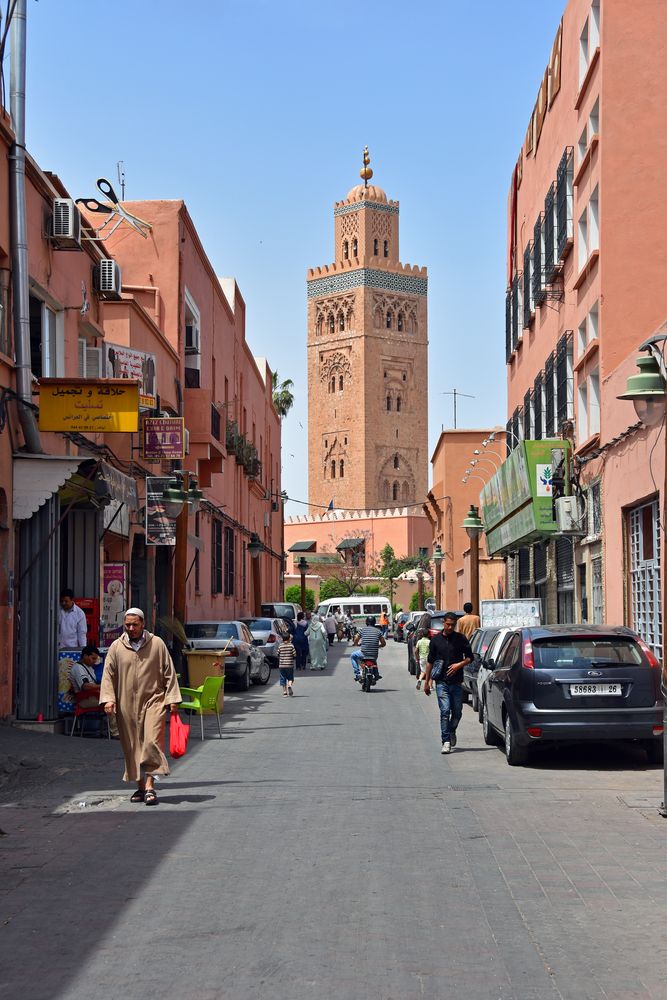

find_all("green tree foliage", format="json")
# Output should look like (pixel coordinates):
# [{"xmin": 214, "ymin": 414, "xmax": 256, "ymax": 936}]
[
  {"xmin": 271, "ymin": 371, "xmax": 295, "ymax": 418},
  {"xmin": 284, "ymin": 584, "xmax": 315, "ymax": 611},
  {"xmin": 358, "ymin": 584, "xmax": 380, "ymax": 595},
  {"xmin": 318, "ymin": 577, "xmax": 349, "ymax": 601},
  {"xmin": 409, "ymin": 590, "xmax": 433, "ymax": 612}
]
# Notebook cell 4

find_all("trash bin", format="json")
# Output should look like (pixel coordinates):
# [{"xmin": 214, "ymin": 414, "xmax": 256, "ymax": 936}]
[{"xmin": 183, "ymin": 650, "xmax": 226, "ymax": 714}]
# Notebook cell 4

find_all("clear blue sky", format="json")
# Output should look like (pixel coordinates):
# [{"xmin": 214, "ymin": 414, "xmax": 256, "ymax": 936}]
[{"xmin": 24, "ymin": 0, "xmax": 564, "ymax": 513}]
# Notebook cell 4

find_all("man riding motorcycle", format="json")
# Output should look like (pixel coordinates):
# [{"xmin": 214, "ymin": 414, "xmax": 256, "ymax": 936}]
[{"xmin": 350, "ymin": 616, "xmax": 385, "ymax": 683}]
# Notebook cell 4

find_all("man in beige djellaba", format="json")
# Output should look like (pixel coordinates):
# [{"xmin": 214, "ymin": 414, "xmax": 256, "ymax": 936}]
[{"xmin": 100, "ymin": 608, "xmax": 181, "ymax": 806}]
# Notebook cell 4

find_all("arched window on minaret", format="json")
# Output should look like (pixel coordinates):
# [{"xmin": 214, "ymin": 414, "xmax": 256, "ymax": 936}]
[
  {"xmin": 392, "ymin": 481, "xmax": 399, "ymax": 501},
  {"xmin": 402, "ymin": 481, "xmax": 410, "ymax": 502},
  {"xmin": 396, "ymin": 396, "xmax": 402, "ymax": 412},
  {"xmin": 316, "ymin": 315, "xmax": 323, "ymax": 337},
  {"xmin": 374, "ymin": 238, "xmax": 379, "ymax": 256},
  {"xmin": 393, "ymin": 455, "xmax": 400, "ymax": 470},
  {"xmin": 386, "ymin": 311, "xmax": 393, "ymax": 330},
  {"xmin": 384, "ymin": 240, "xmax": 389, "ymax": 258},
  {"xmin": 343, "ymin": 240, "xmax": 349, "ymax": 260},
  {"xmin": 339, "ymin": 375, "xmax": 344, "ymax": 391},
  {"xmin": 329, "ymin": 314, "xmax": 335, "ymax": 334},
  {"xmin": 331, "ymin": 377, "xmax": 336, "ymax": 393},
  {"xmin": 397, "ymin": 313, "xmax": 404, "ymax": 332},
  {"xmin": 386, "ymin": 395, "xmax": 392, "ymax": 411},
  {"xmin": 383, "ymin": 479, "xmax": 390, "ymax": 500},
  {"xmin": 338, "ymin": 312, "xmax": 345, "ymax": 331},
  {"xmin": 374, "ymin": 308, "xmax": 382, "ymax": 329},
  {"xmin": 331, "ymin": 461, "xmax": 336, "ymax": 479},
  {"xmin": 339, "ymin": 460, "xmax": 344, "ymax": 478},
  {"xmin": 352, "ymin": 238, "xmax": 358, "ymax": 257}
]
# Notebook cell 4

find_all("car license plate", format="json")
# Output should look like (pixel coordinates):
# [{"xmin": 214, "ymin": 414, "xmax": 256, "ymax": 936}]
[{"xmin": 570, "ymin": 683, "xmax": 622, "ymax": 696}]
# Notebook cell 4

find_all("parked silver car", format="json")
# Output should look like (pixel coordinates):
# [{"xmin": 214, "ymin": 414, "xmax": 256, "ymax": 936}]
[
  {"xmin": 184, "ymin": 620, "xmax": 270, "ymax": 690},
  {"xmin": 240, "ymin": 617, "xmax": 290, "ymax": 667}
]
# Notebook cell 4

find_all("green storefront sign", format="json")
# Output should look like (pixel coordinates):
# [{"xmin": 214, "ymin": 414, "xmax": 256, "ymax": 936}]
[{"xmin": 480, "ymin": 440, "xmax": 570, "ymax": 556}]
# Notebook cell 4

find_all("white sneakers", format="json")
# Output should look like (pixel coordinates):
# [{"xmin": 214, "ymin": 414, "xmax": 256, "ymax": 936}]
[{"xmin": 441, "ymin": 741, "xmax": 451, "ymax": 754}]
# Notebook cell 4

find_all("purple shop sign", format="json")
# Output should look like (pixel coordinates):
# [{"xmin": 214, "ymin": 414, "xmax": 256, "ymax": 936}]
[{"xmin": 141, "ymin": 417, "xmax": 185, "ymax": 461}]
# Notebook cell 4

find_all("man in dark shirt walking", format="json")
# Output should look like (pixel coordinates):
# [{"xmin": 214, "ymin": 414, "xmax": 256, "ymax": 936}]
[{"xmin": 424, "ymin": 612, "xmax": 472, "ymax": 754}]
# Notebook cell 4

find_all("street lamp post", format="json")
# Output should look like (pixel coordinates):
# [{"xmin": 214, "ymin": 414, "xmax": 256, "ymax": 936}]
[
  {"xmin": 163, "ymin": 472, "xmax": 204, "ymax": 628},
  {"xmin": 618, "ymin": 341, "xmax": 667, "ymax": 816},
  {"xmin": 432, "ymin": 544, "xmax": 443, "ymax": 610},
  {"xmin": 297, "ymin": 556, "xmax": 309, "ymax": 612},
  {"xmin": 248, "ymin": 532, "xmax": 264, "ymax": 616},
  {"xmin": 416, "ymin": 570, "xmax": 424, "ymax": 612},
  {"xmin": 462, "ymin": 504, "xmax": 484, "ymax": 614}
]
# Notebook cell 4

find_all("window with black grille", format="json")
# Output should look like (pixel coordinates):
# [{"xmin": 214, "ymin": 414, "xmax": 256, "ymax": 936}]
[
  {"xmin": 523, "ymin": 244, "xmax": 533, "ymax": 327},
  {"xmin": 224, "ymin": 526, "xmax": 235, "ymax": 597},
  {"xmin": 556, "ymin": 147, "xmax": 574, "ymax": 260},
  {"xmin": 512, "ymin": 408, "xmax": 520, "ymax": 450},
  {"xmin": 544, "ymin": 183, "xmax": 556, "ymax": 282},
  {"xmin": 505, "ymin": 289, "xmax": 512, "ymax": 363},
  {"xmin": 556, "ymin": 333, "xmax": 574, "ymax": 429},
  {"xmin": 556, "ymin": 537, "xmax": 575, "ymax": 623},
  {"xmin": 511, "ymin": 276, "xmax": 519, "ymax": 350},
  {"xmin": 506, "ymin": 418, "xmax": 513, "ymax": 454},
  {"xmin": 532, "ymin": 215, "xmax": 546, "ymax": 307},
  {"xmin": 523, "ymin": 390, "xmax": 532, "ymax": 440},
  {"xmin": 212, "ymin": 520, "xmax": 223, "ymax": 594},
  {"xmin": 545, "ymin": 353, "xmax": 555, "ymax": 436},
  {"xmin": 533, "ymin": 373, "xmax": 543, "ymax": 439}
]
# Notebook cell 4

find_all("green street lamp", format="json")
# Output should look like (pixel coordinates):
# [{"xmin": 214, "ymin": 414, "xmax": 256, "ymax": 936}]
[
  {"xmin": 461, "ymin": 504, "xmax": 483, "ymax": 614},
  {"xmin": 297, "ymin": 555, "xmax": 310, "ymax": 612},
  {"xmin": 617, "ymin": 352, "xmax": 667, "ymax": 427},
  {"xmin": 618, "ymin": 338, "xmax": 667, "ymax": 818},
  {"xmin": 432, "ymin": 543, "xmax": 444, "ymax": 610},
  {"xmin": 163, "ymin": 475, "xmax": 189, "ymax": 517}
]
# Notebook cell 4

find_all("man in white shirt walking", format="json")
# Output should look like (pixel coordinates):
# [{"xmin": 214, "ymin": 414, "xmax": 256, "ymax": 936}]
[{"xmin": 58, "ymin": 589, "xmax": 87, "ymax": 649}]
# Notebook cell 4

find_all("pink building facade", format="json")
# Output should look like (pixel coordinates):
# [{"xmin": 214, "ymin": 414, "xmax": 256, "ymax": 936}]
[
  {"xmin": 0, "ymin": 108, "xmax": 281, "ymax": 719},
  {"xmin": 503, "ymin": 0, "xmax": 667, "ymax": 651}
]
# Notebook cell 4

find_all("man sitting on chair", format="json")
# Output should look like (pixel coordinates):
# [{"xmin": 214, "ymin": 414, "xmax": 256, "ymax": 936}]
[{"xmin": 70, "ymin": 645, "xmax": 118, "ymax": 736}]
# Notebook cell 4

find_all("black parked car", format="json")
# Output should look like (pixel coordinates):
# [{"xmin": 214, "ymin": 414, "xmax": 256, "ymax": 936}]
[
  {"xmin": 394, "ymin": 613, "xmax": 411, "ymax": 642},
  {"xmin": 462, "ymin": 627, "xmax": 499, "ymax": 712},
  {"xmin": 480, "ymin": 625, "xmax": 664, "ymax": 766}
]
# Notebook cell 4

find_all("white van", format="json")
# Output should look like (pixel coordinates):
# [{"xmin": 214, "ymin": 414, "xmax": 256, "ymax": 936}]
[{"xmin": 315, "ymin": 596, "xmax": 393, "ymax": 632}]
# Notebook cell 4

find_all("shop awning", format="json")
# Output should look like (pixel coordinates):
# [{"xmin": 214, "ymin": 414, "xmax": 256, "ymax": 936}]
[
  {"xmin": 97, "ymin": 461, "xmax": 139, "ymax": 509},
  {"xmin": 336, "ymin": 537, "xmax": 365, "ymax": 551},
  {"xmin": 288, "ymin": 540, "xmax": 316, "ymax": 552},
  {"xmin": 13, "ymin": 455, "xmax": 81, "ymax": 521}
]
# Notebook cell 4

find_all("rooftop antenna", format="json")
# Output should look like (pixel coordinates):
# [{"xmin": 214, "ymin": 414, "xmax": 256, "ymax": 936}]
[
  {"xmin": 360, "ymin": 146, "xmax": 372, "ymax": 189},
  {"xmin": 116, "ymin": 160, "xmax": 125, "ymax": 200},
  {"xmin": 441, "ymin": 389, "xmax": 475, "ymax": 429}
]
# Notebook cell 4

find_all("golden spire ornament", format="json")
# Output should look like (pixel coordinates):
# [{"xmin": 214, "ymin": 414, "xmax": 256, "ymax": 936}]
[{"xmin": 360, "ymin": 146, "xmax": 373, "ymax": 187}]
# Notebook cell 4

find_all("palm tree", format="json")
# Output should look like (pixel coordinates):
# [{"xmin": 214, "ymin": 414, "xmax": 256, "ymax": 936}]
[{"xmin": 272, "ymin": 371, "xmax": 295, "ymax": 418}]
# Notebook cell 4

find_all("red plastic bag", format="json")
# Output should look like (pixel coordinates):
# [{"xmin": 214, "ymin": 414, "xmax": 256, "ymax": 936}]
[{"xmin": 169, "ymin": 712, "xmax": 190, "ymax": 758}]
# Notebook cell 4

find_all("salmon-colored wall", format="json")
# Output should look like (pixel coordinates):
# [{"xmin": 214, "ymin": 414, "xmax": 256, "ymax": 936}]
[{"xmin": 429, "ymin": 428, "xmax": 506, "ymax": 611}]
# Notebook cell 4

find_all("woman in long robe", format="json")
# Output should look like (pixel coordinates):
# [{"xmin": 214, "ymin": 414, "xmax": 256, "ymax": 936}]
[
  {"xmin": 306, "ymin": 614, "xmax": 328, "ymax": 670},
  {"xmin": 99, "ymin": 608, "xmax": 181, "ymax": 804}
]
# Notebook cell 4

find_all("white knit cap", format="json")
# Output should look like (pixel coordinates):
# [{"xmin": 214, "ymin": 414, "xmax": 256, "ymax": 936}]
[{"xmin": 124, "ymin": 607, "xmax": 145, "ymax": 620}]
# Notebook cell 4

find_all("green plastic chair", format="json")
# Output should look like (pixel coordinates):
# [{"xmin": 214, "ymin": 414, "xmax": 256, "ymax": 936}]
[{"xmin": 179, "ymin": 675, "xmax": 224, "ymax": 740}]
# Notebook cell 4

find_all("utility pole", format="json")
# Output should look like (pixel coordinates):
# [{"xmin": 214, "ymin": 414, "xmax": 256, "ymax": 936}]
[{"xmin": 441, "ymin": 389, "xmax": 475, "ymax": 429}]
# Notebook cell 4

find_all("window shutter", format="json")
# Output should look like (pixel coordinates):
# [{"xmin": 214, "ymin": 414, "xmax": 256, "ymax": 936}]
[
  {"xmin": 523, "ymin": 390, "xmax": 532, "ymax": 440},
  {"xmin": 545, "ymin": 353, "xmax": 555, "ymax": 436},
  {"xmin": 532, "ymin": 215, "xmax": 545, "ymax": 307},
  {"xmin": 533, "ymin": 372, "xmax": 543, "ymax": 440},
  {"xmin": 523, "ymin": 245, "xmax": 532, "ymax": 327},
  {"xmin": 505, "ymin": 289, "xmax": 512, "ymax": 363},
  {"xmin": 78, "ymin": 338, "xmax": 86, "ymax": 377},
  {"xmin": 556, "ymin": 147, "xmax": 574, "ymax": 259},
  {"xmin": 544, "ymin": 183, "xmax": 555, "ymax": 282},
  {"xmin": 511, "ymin": 277, "xmax": 519, "ymax": 350}
]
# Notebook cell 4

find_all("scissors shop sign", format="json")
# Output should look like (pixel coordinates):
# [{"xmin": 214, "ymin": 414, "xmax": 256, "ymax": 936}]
[{"xmin": 38, "ymin": 378, "xmax": 140, "ymax": 433}]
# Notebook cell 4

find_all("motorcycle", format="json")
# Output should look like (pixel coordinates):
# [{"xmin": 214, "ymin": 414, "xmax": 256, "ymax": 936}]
[{"xmin": 359, "ymin": 658, "xmax": 378, "ymax": 693}]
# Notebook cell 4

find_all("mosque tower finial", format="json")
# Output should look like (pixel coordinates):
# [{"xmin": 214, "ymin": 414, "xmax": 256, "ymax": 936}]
[{"xmin": 360, "ymin": 146, "xmax": 373, "ymax": 187}]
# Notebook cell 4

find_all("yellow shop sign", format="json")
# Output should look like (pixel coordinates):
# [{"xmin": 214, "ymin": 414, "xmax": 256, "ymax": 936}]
[{"xmin": 38, "ymin": 379, "xmax": 140, "ymax": 433}]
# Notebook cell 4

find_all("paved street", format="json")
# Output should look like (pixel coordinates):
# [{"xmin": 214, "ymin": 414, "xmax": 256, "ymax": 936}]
[{"xmin": 2, "ymin": 639, "xmax": 667, "ymax": 1000}]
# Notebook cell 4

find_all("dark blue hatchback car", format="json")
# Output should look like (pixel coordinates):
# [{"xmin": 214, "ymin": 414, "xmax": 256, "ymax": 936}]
[{"xmin": 480, "ymin": 625, "xmax": 663, "ymax": 766}]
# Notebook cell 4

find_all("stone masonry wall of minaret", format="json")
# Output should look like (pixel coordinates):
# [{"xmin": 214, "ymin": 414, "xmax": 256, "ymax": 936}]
[{"xmin": 307, "ymin": 182, "xmax": 428, "ymax": 515}]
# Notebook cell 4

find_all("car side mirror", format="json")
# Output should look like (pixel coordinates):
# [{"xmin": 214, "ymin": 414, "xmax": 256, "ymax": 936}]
[{"xmin": 486, "ymin": 658, "xmax": 495, "ymax": 670}]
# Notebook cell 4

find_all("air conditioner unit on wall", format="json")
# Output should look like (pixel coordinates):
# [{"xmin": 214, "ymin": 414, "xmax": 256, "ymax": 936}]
[
  {"xmin": 555, "ymin": 495, "xmax": 586, "ymax": 535},
  {"xmin": 93, "ymin": 259, "xmax": 122, "ymax": 299},
  {"xmin": 51, "ymin": 198, "xmax": 82, "ymax": 248}
]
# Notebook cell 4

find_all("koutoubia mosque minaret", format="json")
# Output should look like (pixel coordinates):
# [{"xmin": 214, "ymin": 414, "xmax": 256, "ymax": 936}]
[{"xmin": 306, "ymin": 149, "xmax": 429, "ymax": 512}]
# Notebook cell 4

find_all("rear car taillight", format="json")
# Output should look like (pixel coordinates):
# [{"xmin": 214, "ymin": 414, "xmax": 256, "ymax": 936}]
[
  {"xmin": 637, "ymin": 637, "xmax": 661, "ymax": 669},
  {"xmin": 523, "ymin": 640, "xmax": 534, "ymax": 669},
  {"xmin": 267, "ymin": 633, "xmax": 277, "ymax": 643},
  {"xmin": 527, "ymin": 726, "xmax": 542, "ymax": 738}
]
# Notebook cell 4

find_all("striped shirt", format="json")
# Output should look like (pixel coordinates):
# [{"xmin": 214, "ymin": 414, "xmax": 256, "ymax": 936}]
[
  {"xmin": 278, "ymin": 643, "xmax": 296, "ymax": 669},
  {"xmin": 359, "ymin": 626, "xmax": 382, "ymax": 660}
]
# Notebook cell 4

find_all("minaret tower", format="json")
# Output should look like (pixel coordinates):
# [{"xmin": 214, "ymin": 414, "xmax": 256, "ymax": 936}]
[{"xmin": 306, "ymin": 149, "xmax": 428, "ymax": 511}]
